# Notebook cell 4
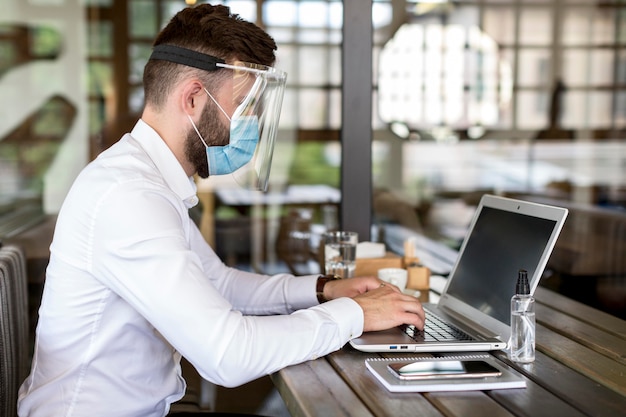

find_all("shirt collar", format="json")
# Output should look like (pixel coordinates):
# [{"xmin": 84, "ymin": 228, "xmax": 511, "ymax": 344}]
[{"xmin": 131, "ymin": 119, "xmax": 199, "ymax": 208}]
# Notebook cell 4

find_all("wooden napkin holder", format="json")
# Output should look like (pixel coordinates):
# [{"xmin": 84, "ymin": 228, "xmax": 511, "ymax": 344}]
[
  {"xmin": 403, "ymin": 256, "xmax": 431, "ymax": 290},
  {"xmin": 355, "ymin": 252, "xmax": 403, "ymax": 277}
]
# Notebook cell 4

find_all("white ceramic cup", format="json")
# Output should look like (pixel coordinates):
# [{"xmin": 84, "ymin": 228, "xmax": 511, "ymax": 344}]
[{"xmin": 377, "ymin": 268, "xmax": 408, "ymax": 292}]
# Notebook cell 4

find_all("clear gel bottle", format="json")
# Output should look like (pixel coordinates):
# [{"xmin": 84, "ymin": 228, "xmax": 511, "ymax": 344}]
[{"xmin": 509, "ymin": 269, "xmax": 535, "ymax": 363}]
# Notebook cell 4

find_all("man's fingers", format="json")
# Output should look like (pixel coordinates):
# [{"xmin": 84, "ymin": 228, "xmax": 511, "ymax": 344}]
[{"xmin": 355, "ymin": 286, "xmax": 425, "ymax": 332}]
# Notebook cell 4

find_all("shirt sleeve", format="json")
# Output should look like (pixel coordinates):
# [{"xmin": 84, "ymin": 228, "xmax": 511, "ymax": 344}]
[
  {"xmin": 90, "ymin": 182, "xmax": 364, "ymax": 387},
  {"xmin": 188, "ymin": 222, "xmax": 321, "ymax": 314}
]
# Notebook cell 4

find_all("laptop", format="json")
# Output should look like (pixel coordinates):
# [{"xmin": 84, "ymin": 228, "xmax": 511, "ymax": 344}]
[{"xmin": 350, "ymin": 194, "xmax": 568, "ymax": 353}]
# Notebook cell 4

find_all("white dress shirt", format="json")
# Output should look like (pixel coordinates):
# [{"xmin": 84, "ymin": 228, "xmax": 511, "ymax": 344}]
[{"xmin": 17, "ymin": 120, "xmax": 364, "ymax": 417}]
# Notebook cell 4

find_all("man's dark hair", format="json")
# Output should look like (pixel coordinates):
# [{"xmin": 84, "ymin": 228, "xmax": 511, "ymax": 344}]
[{"xmin": 143, "ymin": 4, "xmax": 277, "ymax": 109}]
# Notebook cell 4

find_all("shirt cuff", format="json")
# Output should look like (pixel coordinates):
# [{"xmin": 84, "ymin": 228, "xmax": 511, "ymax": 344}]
[
  {"xmin": 285, "ymin": 275, "xmax": 364, "ymax": 341},
  {"xmin": 285, "ymin": 274, "xmax": 321, "ymax": 310},
  {"xmin": 317, "ymin": 297, "xmax": 364, "ymax": 341}
]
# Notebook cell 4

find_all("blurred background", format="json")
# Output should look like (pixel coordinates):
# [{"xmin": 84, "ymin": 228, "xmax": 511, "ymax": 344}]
[{"xmin": 1, "ymin": 0, "xmax": 624, "ymax": 323}]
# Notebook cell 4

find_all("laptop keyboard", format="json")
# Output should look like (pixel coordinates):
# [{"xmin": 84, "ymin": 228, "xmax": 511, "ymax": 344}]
[{"xmin": 402, "ymin": 311, "xmax": 475, "ymax": 342}]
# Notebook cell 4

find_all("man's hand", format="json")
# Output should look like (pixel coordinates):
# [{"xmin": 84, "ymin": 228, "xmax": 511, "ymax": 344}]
[
  {"xmin": 323, "ymin": 275, "xmax": 386, "ymax": 299},
  {"xmin": 324, "ymin": 276, "xmax": 425, "ymax": 332},
  {"xmin": 352, "ymin": 284, "xmax": 425, "ymax": 332}
]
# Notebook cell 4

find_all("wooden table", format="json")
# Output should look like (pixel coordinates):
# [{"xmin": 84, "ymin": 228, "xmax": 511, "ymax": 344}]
[
  {"xmin": 272, "ymin": 286, "xmax": 626, "ymax": 417},
  {"xmin": 214, "ymin": 185, "xmax": 340, "ymax": 219}
]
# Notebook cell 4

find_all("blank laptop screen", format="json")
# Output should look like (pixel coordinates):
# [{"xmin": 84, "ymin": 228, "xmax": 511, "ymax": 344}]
[{"xmin": 445, "ymin": 206, "xmax": 557, "ymax": 325}]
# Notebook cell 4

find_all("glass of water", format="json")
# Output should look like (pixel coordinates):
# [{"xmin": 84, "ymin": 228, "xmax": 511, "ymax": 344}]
[{"xmin": 323, "ymin": 231, "xmax": 358, "ymax": 278}]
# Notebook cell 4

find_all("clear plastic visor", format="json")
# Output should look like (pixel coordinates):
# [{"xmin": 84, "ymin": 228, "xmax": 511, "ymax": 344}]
[{"xmin": 216, "ymin": 61, "xmax": 287, "ymax": 192}]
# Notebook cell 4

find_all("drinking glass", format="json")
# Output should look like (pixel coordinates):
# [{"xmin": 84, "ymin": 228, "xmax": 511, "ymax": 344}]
[{"xmin": 323, "ymin": 231, "xmax": 358, "ymax": 278}]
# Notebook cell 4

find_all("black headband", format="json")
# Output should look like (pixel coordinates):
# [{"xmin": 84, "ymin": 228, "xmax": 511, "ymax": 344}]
[{"xmin": 149, "ymin": 44, "xmax": 226, "ymax": 72}]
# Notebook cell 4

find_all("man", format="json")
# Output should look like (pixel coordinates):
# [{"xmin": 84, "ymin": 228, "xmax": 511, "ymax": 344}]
[{"xmin": 18, "ymin": 5, "xmax": 424, "ymax": 416}]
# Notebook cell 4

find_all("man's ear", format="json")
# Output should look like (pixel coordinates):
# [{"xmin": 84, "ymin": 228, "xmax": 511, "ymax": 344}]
[{"xmin": 181, "ymin": 79, "xmax": 206, "ymax": 118}]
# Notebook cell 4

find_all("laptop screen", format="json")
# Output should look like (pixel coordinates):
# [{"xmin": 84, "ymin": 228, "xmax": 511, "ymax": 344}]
[{"xmin": 444, "ymin": 206, "xmax": 558, "ymax": 325}]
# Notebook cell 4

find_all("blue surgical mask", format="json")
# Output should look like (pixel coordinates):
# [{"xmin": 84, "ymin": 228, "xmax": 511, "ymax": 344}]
[{"xmin": 187, "ymin": 88, "xmax": 260, "ymax": 176}]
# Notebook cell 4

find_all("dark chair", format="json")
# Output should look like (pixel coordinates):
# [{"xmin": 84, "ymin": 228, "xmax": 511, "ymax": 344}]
[
  {"xmin": 275, "ymin": 208, "xmax": 315, "ymax": 275},
  {"xmin": 0, "ymin": 243, "xmax": 29, "ymax": 417}
]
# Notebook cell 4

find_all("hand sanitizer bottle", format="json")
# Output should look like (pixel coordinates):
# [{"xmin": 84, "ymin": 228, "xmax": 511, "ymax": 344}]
[{"xmin": 509, "ymin": 269, "xmax": 535, "ymax": 363}]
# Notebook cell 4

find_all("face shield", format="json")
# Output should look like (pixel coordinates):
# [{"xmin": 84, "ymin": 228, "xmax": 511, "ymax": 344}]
[
  {"xmin": 149, "ymin": 44, "xmax": 287, "ymax": 191},
  {"xmin": 215, "ymin": 61, "xmax": 286, "ymax": 191}
]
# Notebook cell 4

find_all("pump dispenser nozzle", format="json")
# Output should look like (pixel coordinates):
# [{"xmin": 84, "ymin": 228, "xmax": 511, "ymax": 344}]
[{"xmin": 515, "ymin": 269, "xmax": 530, "ymax": 295}]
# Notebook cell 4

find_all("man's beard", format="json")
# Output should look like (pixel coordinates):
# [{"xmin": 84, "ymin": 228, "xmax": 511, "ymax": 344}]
[{"xmin": 184, "ymin": 103, "xmax": 230, "ymax": 178}]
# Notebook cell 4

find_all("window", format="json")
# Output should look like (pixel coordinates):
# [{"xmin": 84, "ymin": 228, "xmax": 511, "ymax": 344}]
[{"xmin": 2, "ymin": 0, "xmax": 624, "ymax": 317}]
